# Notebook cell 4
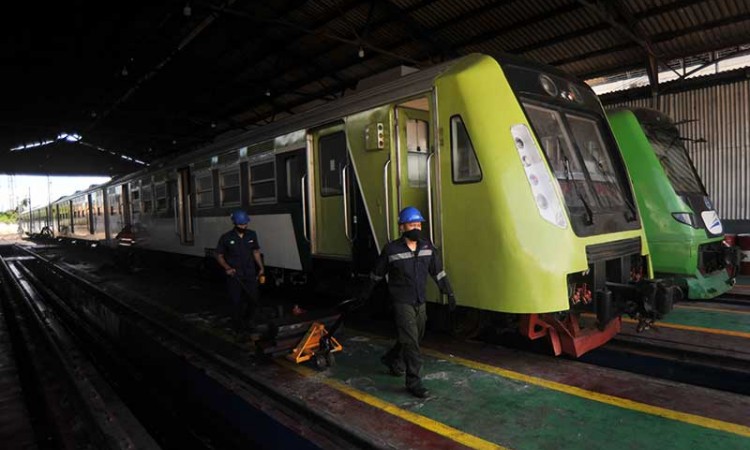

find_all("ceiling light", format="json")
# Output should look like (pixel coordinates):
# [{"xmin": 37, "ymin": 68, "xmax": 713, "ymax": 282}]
[
  {"xmin": 211, "ymin": 122, "xmax": 217, "ymax": 128},
  {"xmin": 121, "ymin": 66, "xmax": 128, "ymax": 76},
  {"xmin": 265, "ymin": 88, "xmax": 271, "ymax": 97},
  {"xmin": 358, "ymin": 46, "xmax": 365, "ymax": 58},
  {"xmin": 183, "ymin": 3, "xmax": 191, "ymax": 16}
]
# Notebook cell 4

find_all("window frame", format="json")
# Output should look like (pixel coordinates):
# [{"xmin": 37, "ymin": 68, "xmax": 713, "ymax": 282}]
[
  {"xmin": 219, "ymin": 167, "xmax": 242, "ymax": 207},
  {"xmin": 154, "ymin": 181, "xmax": 168, "ymax": 212},
  {"xmin": 194, "ymin": 171, "xmax": 215, "ymax": 209},
  {"xmin": 249, "ymin": 155, "xmax": 277, "ymax": 205},
  {"xmin": 449, "ymin": 114, "xmax": 483, "ymax": 184}
]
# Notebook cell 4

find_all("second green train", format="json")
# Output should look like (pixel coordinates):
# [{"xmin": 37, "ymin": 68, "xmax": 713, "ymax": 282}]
[{"xmin": 608, "ymin": 107, "xmax": 737, "ymax": 300}]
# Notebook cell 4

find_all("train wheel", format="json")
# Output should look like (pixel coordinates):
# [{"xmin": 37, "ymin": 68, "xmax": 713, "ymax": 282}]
[
  {"xmin": 314, "ymin": 354, "xmax": 327, "ymax": 370},
  {"xmin": 325, "ymin": 352, "xmax": 336, "ymax": 367}
]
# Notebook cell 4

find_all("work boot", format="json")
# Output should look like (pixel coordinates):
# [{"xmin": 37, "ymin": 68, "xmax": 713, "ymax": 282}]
[
  {"xmin": 407, "ymin": 385, "xmax": 429, "ymax": 399},
  {"xmin": 380, "ymin": 355, "xmax": 405, "ymax": 376}
]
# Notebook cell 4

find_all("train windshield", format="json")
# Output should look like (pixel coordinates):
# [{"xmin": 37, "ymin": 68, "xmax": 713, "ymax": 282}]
[
  {"xmin": 524, "ymin": 103, "xmax": 628, "ymax": 212},
  {"xmin": 642, "ymin": 125, "xmax": 705, "ymax": 195}
]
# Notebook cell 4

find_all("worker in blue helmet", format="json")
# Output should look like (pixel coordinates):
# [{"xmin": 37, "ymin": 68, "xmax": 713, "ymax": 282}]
[
  {"xmin": 215, "ymin": 209, "xmax": 265, "ymax": 331},
  {"xmin": 358, "ymin": 206, "xmax": 456, "ymax": 399}
]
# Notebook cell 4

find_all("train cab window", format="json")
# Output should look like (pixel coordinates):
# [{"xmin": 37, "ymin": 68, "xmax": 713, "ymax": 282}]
[
  {"xmin": 407, "ymin": 119, "xmax": 429, "ymax": 188},
  {"xmin": 220, "ymin": 169, "xmax": 241, "ymax": 206},
  {"xmin": 250, "ymin": 161, "xmax": 276, "ymax": 203},
  {"xmin": 142, "ymin": 184, "xmax": 153, "ymax": 213},
  {"xmin": 195, "ymin": 173, "xmax": 214, "ymax": 208},
  {"xmin": 155, "ymin": 183, "xmax": 168, "ymax": 211},
  {"xmin": 450, "ymin": 115, "xmax": 482, "ymax": 183},
  {"xmin": 319, "ymin": 132, "xmax": 346, "ymax": 196}
]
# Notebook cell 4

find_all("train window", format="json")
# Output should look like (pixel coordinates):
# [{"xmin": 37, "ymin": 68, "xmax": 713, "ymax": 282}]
[
  {"xmin": 195, "ymin": 173, "xmax": 214, "ymax": 208},
  {"xmin": 282, "ymin": 153, "xmax": 303, "ymax": 201},
  {"xmin": 319, "ymin": 132, "xmax": 346, "ymax": 196},
  {"xmin": 220, "ymin": 169, "xmax": 241, "ymax": 206},
  {"xmin": 250, "ymin": 161, "xmax": 276, "ymax": 203},
  {"xmin": 131, "ymin": 188, "xmax": 141, "ymax": 213},
  {"xmin": 142, "ymin": 184, "xmax": 153, "ymax": 213},
  {"xmin": 155, "ymin": 183, "xmax": 168, "ymax": 211},
  {"xmin": 566, "ymin": 114, "xmax": 626, "ymax": 208},
  {"xmin": 450, "ymin": 116, "xmax": 482, "ymax": 183},
  {"xmin": 407, "ymin": 119, "xmax": 429, "ymax": 188}
]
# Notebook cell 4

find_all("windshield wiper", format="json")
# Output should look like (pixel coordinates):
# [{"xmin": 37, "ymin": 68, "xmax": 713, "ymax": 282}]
[
  {"xmin": 592, "ymin": 156, "xmax": 638, "ymax": 222},
  {"xmin": 562, "ymin": 154, "xmax": 594, "ymax": 226}
]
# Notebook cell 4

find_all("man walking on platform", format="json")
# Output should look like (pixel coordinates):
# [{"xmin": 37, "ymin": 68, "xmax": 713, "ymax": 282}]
[{"xmin": 359, "ymin": 206, "xmax": 456, "ymax": 398}]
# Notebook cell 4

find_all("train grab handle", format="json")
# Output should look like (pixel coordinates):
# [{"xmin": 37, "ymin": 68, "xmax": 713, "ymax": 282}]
[
  {"xmin": 173, "ymin": 196, "xmax": 179, "ymax": 235},
  {"xmin": 426, "ymin": 152, "xmax": 435, "ymax": 243},
  {"xmin": 383, "ymin": 159, "xmax": 391, "ymax": 240},
  {"xmin": 342, "ymin": 164, "xmax": 352, "ymax": 241},
  {"xmin": 301, "ymin": 174, "xmax": 309, "ymax": 242}
]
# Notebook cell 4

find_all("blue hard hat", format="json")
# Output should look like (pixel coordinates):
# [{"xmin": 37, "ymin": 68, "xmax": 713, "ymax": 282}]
[
  {"xmin": 230, "ymin": 210, "xmax": 250, "ymax": 225},
  {"xmin": 398, "ymin": 206, "xmax": 425, "ymax": 224}
]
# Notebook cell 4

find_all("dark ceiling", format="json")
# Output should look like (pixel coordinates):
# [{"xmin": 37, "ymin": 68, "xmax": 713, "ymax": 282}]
[{"xmin": 2, "ymin": 0, "xmax": 749, "ymax": 176}]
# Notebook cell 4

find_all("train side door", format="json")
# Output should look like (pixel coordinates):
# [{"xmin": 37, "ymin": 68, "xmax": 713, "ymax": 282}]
[
  {"xmin": 121, "ymin": 184, "xmax": 131, "ymax": 227},
  {"xmin": 396, "ymin": 103, "xmax": 433, "ymax": 240},
  {"xmin": 310, "ymin": 125, "xmax": 351, "ymax": 259},
  {"xmin": 176, "ymin": 167, "xmax": 194, "ymax": 244}
]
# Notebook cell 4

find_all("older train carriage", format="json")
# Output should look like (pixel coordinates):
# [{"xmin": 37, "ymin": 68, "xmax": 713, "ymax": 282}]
[{"xmin": 20, "ymin": 53, "xmax": 677, "ymax": 356}]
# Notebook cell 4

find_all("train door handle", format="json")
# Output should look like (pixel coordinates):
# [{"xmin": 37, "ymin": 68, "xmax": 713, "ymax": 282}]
[
  {"xmin": 342, "ymin": 164, "xmax": 352, "ymax": 242},
  {"xmin": 426, "ymin": 152, "xmax": 435, "ymax": 243},
  {"xmin": 173, "ymin": 196, "xmax": 179, "ymax": 235},
  {"xmin": 301, "ymin": 175, "xmax": 309, "ymax": 243},
  {"xmin": 383, "ymin": 159, "xmax": 391, "ymax": 240}
]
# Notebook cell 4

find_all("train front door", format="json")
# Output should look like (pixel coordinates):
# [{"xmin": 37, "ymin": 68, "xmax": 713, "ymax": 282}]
[
  {"xmin": 310, "ymin": 125, "xmax": 351, "ymax": 259},
  {"xmin": 395, "ymin": 103, "xmax": 433, "ymax": 240},
  {"xmin": 176, "ymin": 167, "xmax": 194, "ymax": 244}
]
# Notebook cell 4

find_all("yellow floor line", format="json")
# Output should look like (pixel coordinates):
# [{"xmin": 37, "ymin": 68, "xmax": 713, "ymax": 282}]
[
  {"xmin": 419, "ymin": 347, "xmax": 750, "ymax": 439},
  {"xmin": 344, "ymin": 329, "xmax": 750, "ymax": 439},
  {"xmin": 278, "ymin": 359, "xmax": 506, "ymax": 450},
  {"xmin": 676, "ymin": 304, "xmax": 750, "ymax": 315},
  {"xmin": 620, "ymin": 317, "xmax": 750, "ymax": 339}
]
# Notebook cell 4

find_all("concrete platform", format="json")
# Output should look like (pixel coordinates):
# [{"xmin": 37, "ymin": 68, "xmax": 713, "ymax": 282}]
[{"xmin": 16, "ymin": 243, "xmax": 750, "ymax": 449}]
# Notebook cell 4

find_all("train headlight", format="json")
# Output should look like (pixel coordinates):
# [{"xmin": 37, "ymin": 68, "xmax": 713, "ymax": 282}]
[
  {"xmin": 511, "ymin": 124, "xmax": 568, "ymax": 229},
  {"xmin": 539, "ymin": 74, "xmax": 558, "ymax": 97}
]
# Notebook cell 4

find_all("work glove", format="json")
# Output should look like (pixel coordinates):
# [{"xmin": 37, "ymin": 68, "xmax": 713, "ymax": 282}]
[{"xmin": 447, "ymin": 294, "xmax": 456, "ymax": 311}]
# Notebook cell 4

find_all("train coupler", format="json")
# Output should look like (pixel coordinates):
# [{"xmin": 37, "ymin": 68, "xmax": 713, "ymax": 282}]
[{"xmin": 606, "ymin": 278, "xmax": 678, "ymax": 324}]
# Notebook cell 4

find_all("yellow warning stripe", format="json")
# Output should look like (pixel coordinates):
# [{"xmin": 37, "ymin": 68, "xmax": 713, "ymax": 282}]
[
  {"xmin": 676, "ymin": 304, "xmax": 750, "ymax": 315},
  {"xmin": 419, "ymin": 347, "xmax": 750, "ymax": 439},
  {"xmin": 278, "ymin": 359, "xmax": 506, "ymax": 450},
  {"xmin": 620, "ymin": 316, "xmax": 750, "ymax": 339}
]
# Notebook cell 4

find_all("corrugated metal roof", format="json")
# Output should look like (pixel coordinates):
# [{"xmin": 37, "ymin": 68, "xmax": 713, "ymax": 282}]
[{"xmin": 3, "ymin": 0, "xmax": 750, "ymax": 174}]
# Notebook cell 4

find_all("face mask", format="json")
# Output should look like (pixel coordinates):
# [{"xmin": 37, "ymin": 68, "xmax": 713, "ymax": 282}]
[{"xmin": 402, "ymin": 229, "xmax": 421, "ymax": 241}]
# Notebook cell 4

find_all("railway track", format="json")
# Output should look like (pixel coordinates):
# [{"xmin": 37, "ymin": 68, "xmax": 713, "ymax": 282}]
[
  {"xmin": 581, "ymin": 332, "xmax": 750, "ymax": 396},
  {"xmin": 2, "ymin": 244, "xmax": 379, "ymax": 449},
  {"xmin": 0, "ymin": 248, "xmax": 158, "ymax": 449}
]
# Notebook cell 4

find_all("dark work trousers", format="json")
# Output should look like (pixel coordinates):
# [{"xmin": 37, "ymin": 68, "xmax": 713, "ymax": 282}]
[
  {"xmin": 227, "ymin": 275, "xmax": 259, "ymax": 328},
  {"xmin": 383, "ymin": 303, "xmax": 427, "ymax": 389}
]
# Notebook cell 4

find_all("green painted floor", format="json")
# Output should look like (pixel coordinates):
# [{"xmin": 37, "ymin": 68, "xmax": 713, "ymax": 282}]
[
  {"xmin": 323, "ymin": 335, "xmax": 750, "ymax": 450},
  {"xmin": 667, "ymin": 306, "xmax": 750, "ymax": 333}
]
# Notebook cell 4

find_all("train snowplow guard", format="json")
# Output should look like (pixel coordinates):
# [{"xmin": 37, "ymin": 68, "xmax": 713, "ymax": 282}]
[
  {"xmin": 520, "ymin": 279, "xmax": 677, "ymax": 357},
  {"xmin": 520, "ymin": 313, "xmax": 621, "ymax": 358}
]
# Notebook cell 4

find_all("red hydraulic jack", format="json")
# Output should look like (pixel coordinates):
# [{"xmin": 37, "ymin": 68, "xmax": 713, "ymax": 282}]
[{"xmin": 520, "ymin": 313, "xmax": 621, "ymax": 357}]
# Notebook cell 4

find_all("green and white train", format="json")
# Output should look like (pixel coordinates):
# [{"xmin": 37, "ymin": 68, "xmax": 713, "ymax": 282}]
[
  {"xmin": 22, "ymin": 53, "xmax": 676, "ymax": 356},
  {"xmin": 608, "ymin": 107, "xmax": 737, "ymax": 299}
]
